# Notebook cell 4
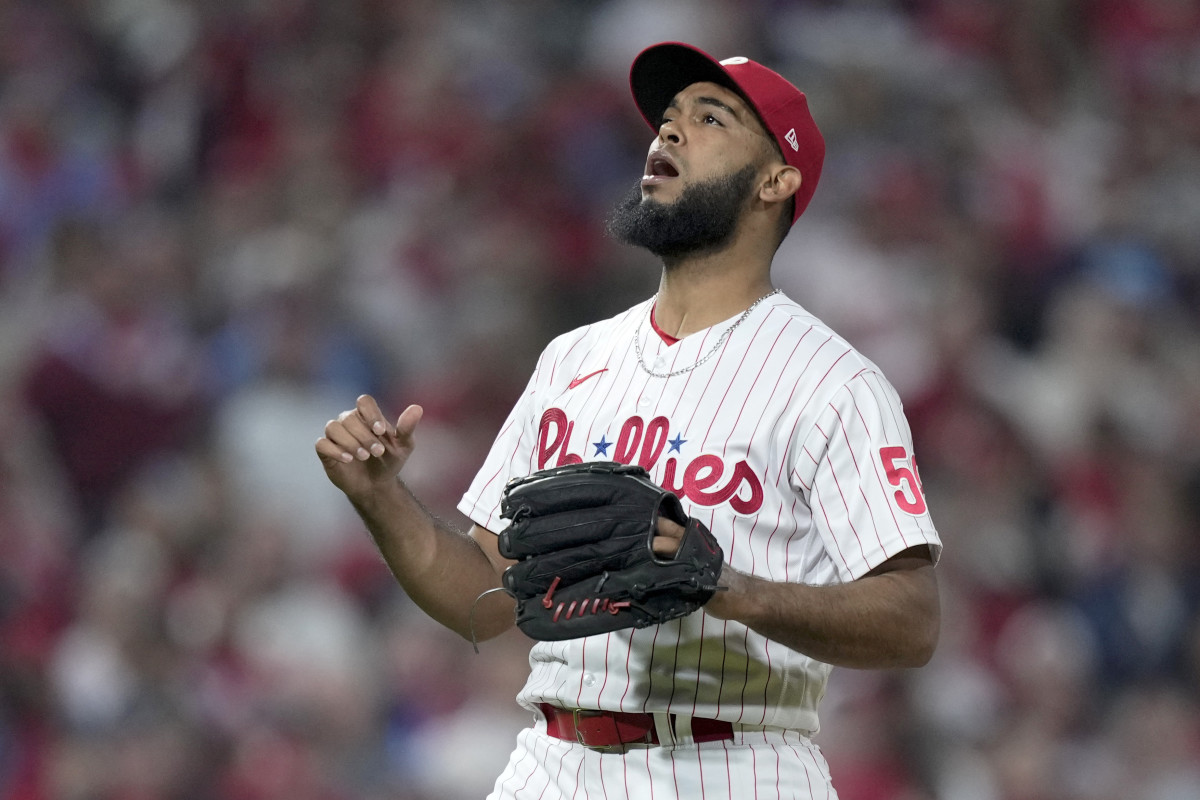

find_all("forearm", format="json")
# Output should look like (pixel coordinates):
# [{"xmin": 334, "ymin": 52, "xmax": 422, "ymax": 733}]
[
  {"xmin": 349, "ymin": 478, "xmax": 513, "ymax": 642},
  {"xmin": 708, "ymin": 563, "xmax": 940, "ymax": 669}
]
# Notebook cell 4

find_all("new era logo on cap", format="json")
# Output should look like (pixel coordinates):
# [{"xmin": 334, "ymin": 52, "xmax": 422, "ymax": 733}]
[{"xmin": 630, "ymin": 42, "xmax": 826, "ymax": 223}]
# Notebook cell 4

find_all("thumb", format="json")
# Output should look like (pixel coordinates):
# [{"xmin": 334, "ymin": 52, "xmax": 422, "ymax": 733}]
[{"xmin": 396, "ymin": 404, "xmax": 423, "ymax": 440}]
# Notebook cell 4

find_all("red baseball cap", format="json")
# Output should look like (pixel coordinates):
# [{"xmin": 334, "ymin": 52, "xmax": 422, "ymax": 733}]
[{"xmin": 629, "ymin": 42, "xmax": 825, "ymax": 223}]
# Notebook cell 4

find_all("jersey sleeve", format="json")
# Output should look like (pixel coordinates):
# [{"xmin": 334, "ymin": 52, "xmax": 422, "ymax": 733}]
[
  {"xmin": 456, "ymin": 351, "xmax": 549, "ymax": 534},
  {"xmin": 792, "ymin": 370, "xmax": 941, "ymax": 583}
]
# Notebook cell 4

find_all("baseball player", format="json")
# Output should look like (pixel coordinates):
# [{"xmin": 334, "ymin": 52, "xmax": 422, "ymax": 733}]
[{"xmin": 316, "ymin": 42, "xmax": 942, "ymax": 799}]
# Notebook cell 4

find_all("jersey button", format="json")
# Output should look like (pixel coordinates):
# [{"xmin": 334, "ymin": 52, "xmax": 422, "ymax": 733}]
[
  {"xmin": 639, "ymin": 396, "xmax": 651, "ymax": 407},
  {"xmin": 653, "ymin": 357, "xmax": 667, "ymax": 370},
  {"xmin": 582, "ymin": 673, "xmax": 597, "ymax": 688}
]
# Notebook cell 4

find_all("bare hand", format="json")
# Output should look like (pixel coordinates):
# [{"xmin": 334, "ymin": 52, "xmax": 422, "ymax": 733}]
[{"xmin": 315, "ymin": 394, "xmax": 422, "ymax": 499}]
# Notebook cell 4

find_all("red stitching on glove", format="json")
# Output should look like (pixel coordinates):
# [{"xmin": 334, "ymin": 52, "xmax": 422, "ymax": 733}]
[
  {"xmin": 548, "ymin": 597, "xmax": 634, "ymax": 624},
  {"xmin": 542, "ymin": 576, "xmax": 562, "ymax": 609}
]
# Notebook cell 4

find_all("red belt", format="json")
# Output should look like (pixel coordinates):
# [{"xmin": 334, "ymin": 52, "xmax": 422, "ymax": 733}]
[{"xmin": 538, "ymin": 703, "xmax": 734, "ymax": 749}]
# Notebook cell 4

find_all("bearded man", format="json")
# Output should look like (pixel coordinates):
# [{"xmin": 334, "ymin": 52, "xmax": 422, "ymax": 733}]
[{"xmin": 317, "ymin": 42, "xmax": 942, "ymax": 799}]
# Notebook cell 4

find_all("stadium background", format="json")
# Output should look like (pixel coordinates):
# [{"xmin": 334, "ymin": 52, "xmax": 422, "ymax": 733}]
[{"xmin": 0, "ymin": 1, "xmax": 1197, "ymax": 798}]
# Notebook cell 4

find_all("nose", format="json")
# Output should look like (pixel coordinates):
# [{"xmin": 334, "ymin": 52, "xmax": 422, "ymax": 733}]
[{"xmin": 658, "ymin": 117, "xmax": 683, "ymax": 145}]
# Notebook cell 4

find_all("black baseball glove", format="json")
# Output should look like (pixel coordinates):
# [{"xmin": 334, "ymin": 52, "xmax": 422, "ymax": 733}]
[{"xmin": 497, "ymin": 461, "xmax": 724, "ymax": 641}]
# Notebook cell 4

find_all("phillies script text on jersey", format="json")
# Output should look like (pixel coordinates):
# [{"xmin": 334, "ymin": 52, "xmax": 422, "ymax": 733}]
[{"xmin": 537, "ymin": 407, "xmax": 764, "ymax": 514}]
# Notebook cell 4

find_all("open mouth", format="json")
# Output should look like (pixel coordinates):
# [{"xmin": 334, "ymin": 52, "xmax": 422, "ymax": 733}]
[{"xmin": 642, "ymin": 152, "xmax": 679, "ymax": 186}]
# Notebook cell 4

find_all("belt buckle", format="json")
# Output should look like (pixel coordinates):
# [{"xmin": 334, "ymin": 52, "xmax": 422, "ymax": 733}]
[
  {"xmin": 572, "ymin": 708, "xmax": 653, "ymax": 751},
  {"xmin": 572, "ymin": 709, "xmax": 615, "ymax": 751}
]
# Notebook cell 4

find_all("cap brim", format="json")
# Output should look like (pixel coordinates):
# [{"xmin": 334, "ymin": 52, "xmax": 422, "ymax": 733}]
[{"xmin": 630, "ymin": 43, "xmax": 745, "ymax": 130}]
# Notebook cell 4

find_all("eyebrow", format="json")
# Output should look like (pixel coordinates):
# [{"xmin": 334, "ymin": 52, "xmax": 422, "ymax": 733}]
[{"xmin": 665, "ymin": 95, "xmax": 742, "ymax": 120}]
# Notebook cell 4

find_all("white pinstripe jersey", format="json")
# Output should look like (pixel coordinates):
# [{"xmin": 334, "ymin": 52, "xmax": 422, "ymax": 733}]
[{"xmin": 459, "ymin": 292, "xmax": 941, "ymax": 734}]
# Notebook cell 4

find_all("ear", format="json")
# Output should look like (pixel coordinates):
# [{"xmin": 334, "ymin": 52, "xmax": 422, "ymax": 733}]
[{"xmin": 758, "ymin": 165, "xmax": 802, "ymax": 207}]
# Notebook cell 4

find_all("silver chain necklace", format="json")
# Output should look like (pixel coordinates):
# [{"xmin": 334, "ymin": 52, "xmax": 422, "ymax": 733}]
[{"xmin": 634, "ymin": 289, "xmax": 780, "ymax": 378}]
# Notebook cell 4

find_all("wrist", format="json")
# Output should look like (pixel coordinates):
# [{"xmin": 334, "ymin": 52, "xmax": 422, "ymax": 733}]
[
  {"xmin": 346, "ymin": 475, "xmax": 409, "ymax": 519},
  {"xmin": 705, "ymin": 565, "xmax": 756, "ymax": 621}
]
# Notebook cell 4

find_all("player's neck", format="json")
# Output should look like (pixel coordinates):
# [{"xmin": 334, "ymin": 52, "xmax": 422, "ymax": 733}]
[{"xmin": 653, "ymin": 260, "xmax": 774, "ymax": 339}]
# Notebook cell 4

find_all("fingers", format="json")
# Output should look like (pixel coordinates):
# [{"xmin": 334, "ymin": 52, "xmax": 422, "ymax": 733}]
[
  {"xmin": 320, "ymin": 416, "xmax": 375, "ymax": 462},
  {"xmin": 337, "ymin": 407, "xmax": 385, "ymax": 459},
  {"xmin": 652, "ymin": 516, "xmax": 686, "ymax": 558},
  {"xmin": 356, "ymin": 394, "xmax": 394, "ymax": 437},
  {"xmin": 318, "ymin": 394, "xmax": 411, "ymax": 463},
  {"xmin": 651, "ymin": 537, "xmax": 677, "ymax": 558},
  {"xmin": 315, "ymin": 435, "xmax": 357, "ymax": 464},
  {"xmin": 656, "ymin": 517, "xmax": 685, "ymax": 538}
]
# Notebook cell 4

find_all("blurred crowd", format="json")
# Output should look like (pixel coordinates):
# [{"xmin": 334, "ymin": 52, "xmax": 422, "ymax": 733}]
[{"xmin": 0, "ymin": 0, "xmax": 1197, "ymax": 798}]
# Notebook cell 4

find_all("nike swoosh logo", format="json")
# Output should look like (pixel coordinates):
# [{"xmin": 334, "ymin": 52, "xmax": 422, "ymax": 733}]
[{"xmin": 568, "ymin": 368, "xmax": 609, "ymax": 390}]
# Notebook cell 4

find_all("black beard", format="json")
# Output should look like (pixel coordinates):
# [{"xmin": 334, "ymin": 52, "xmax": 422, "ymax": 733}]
[{"xmin": 605, "ymin": 164, "xmax": 759, "ymax": 262}]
